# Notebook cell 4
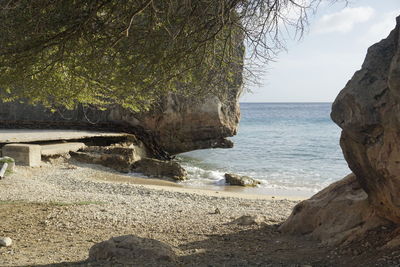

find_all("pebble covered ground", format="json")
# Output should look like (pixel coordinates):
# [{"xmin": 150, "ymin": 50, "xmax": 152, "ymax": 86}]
[{"xmin": 1, "ymin": 160, "xmax": 400, "ymax": 266}]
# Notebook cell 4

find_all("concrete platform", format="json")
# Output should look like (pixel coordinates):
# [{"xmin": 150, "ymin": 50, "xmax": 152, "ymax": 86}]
[
  {"xmin": 0, "ymin": 129, "xmax": 132, "ymax": 143},
  {"xmin": 41, "ymin": 142, "xmax": 86, "ymax": 156}
]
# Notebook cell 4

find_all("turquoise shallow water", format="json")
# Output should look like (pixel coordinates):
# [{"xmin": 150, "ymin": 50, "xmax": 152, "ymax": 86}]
[{"xmin": 177, "ymin": 103, "xmax": 350, "ymax": 195}]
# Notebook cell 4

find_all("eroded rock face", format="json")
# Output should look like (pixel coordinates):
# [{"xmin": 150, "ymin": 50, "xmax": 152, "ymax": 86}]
[
  {"xmin": 133, "ymin": 158, "xmax": 188, "ymax": 181},
  {"xmin": 0, "ymin": 47, "xmax": 242, "ymax": 156},
  {"xmin": 133, "ymin": 93, "xmax": 242, "ymax": 154},
  {"xmin": 279, "ymin": 174, "xmax": 387, "ymax": 245},
  {"xmin": 331, "ymin": 16, "xmax": 400, "ymax": 223},
  {"xmin": 70, "ymin": 140, "xmax": 149, "ymax": 173},
  {"xmin": 0, "ymin": 94, "xmax": 241, "ymax": 156}
]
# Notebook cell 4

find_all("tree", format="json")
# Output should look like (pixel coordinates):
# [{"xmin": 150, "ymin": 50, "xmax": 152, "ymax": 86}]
[{"xmin": 0, "ymin": 0, "xmax": 326, "ymax": 111}]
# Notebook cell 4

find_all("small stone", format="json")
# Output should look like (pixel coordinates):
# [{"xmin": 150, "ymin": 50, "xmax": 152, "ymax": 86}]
[
  {"xmin": 230, "ymin": 215, "xmax": 264, "ymax": 225},
  {"xmin": 0, "ymin": 237, "xmax": 12, "ymax": 247}
]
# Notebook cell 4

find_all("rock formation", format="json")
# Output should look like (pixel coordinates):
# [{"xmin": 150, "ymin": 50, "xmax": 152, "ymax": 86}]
[
  {"xmin": 331, "ymin": 16, "xmax": 400, "ymax": 224},
  {"xmin": 132, "ymin": 92, "xmax": 242, "ymax": 154},
  {"xmin": 281, "ymin": 16, "xmax": 400, "ymax": 244},
  {"xmin": 224, "ymin": 173, "xmax": 261, "ymax": 187},
  {"xmin": 0, "ymin": 56, "xmax": 243, "ymax": 156},
  {"xmin": 133, "ymin": 158, "xmax": 188, "ymax": 181},
  {"xmin": 88, "ymin": 235, "xmax": 177, "ymax": 266},
  {"xmin": 279, "ymin": 174, "xmax": 387, "ymax": 245},
  {"xmin": 0, "ymin": 89, "xmax": 242, "ymax": 155}
]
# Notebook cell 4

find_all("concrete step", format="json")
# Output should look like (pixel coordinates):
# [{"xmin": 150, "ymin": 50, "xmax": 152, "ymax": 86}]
[
  {"xmin": 41, "ymin": 142, "xmax": 86, "ymax": 156},
  {"xmin": 0, "ymin": 129, "xmax": 132, "ymax": 143},
  {"xmin": 2, "ymin": 144, "xmax": 41, "ymax": 167}
]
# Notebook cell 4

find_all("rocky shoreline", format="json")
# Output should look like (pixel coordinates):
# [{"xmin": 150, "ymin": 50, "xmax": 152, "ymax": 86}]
[
  {"xmin": 1, "ymin": 161, "xmax": 400, "ymax": 266},
  {"xmin": 0, "ymin": 160, "xmax": 296, "ymax": 266}
]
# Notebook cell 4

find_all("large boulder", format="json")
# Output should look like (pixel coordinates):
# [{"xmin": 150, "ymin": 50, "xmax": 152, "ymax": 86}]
[
  {"xmin": 279, "ymin": 174, "xmax": 387, "ymax": 245},
  {"xmin": 281, "ymin": 16, "xmax": 400, "ymax": 243},
  {"xmin": 331, "ymin": 16, "xmax": 400, "ymax": 223},
  {"xmin": 132, "ymin": 92, "xmax": 242, "ymax": 154},
  {"xmin": 88, "ymin": 235, "xmax": 177, "ymax": 266}
]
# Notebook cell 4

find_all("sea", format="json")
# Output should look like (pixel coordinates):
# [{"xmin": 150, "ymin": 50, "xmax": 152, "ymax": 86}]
[{"xmin": 176, "ymin": 102, "xmax": 351, "ymax": 197}]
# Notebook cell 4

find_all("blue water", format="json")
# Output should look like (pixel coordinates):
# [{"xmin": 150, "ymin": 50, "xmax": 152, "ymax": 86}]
[{"xmin": 177, "ymin": 103, "xmax": 350, "ymax": 194}]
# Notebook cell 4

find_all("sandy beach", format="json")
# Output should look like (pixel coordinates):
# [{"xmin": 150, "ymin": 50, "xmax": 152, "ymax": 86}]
[{"xmin": 1, "ymin": 160, "xmax": 399, "ymax": 266}]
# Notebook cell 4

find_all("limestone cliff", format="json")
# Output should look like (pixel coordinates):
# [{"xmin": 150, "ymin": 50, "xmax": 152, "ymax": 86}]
[
  {"xmin": 133, "ymin": 91, "xmax": 241, "ymax": 154},
  {"xmin": 0, "ymin": 86, "xmax": 242, "ymax": 155},
  {"xmin": 331, "ymin": 16, "xmax": 400, "ymax": 224},
  {"xmin": 281, "ymin": 16, "xmax": 400, "ymax": 243},
  {"xmin": 0, "ymin": 71, "xmax": 242, "ymax": 156}
]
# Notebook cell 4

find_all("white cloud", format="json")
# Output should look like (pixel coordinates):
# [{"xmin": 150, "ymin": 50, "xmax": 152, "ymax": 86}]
[
  {"xmin": 314, "ymin": 6, "xmax": 375, "ymax": 34},
  {"xmin": 365, "ymin": 10, "xmax": 400, "ymax": 44}
]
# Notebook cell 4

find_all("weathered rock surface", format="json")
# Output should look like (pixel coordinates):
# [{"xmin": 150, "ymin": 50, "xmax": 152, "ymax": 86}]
[
  {"xmin": 88, "ymin": 235, "xmax": 177, "ymax": 266},
  {"xmin": 133, "ymin": 92, "xmax": 242, "ymax": 154},
  {"xmin": 279, "ymin": 174, "xmax": 388, "ymax": 245},
  {"xmin": 70, "ymin": 140, "xmax": 150, "ymax": 173},
  {"xmin": 0, "ymin": 92, "xmax": 242, "ymax": 155},
  {"xmin": 71, "ymin": 151, "xmax": 133, "ymax": 173},
  {"xmin": 331, "ymin": 16, "xmax": 400, "ymax": 223},
  {"xmin": 0, "ymin": 75, "xmax": 242, "ymax": 156},
  {"xmin": 224, "ymin": 173, "xmax": 260, "ymax": 187},
  {"xmin": 133, "ymin": 158, "xmax": 187, "ymax": 181}
]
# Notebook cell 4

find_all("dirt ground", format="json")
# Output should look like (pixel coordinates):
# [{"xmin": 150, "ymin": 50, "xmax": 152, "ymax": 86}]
[
  {"xmin": 1, "ymin": 202, "xmax": 400, "ymax": 267},
  {"xmin": 1, "ymin": 163, "xmax": 400, "ymax": 266}
]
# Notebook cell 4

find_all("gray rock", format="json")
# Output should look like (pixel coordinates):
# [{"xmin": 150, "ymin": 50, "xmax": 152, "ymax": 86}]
[
  {"xmin": 279, "ymin": 174, "xmax": 385, "ymax": 245},
  {"xmin": 71, "ymin": 151, "xmax": 132, "ymax": 173},
  {"xmin": 225, "ymin": 173, "xmax": 260, "ymax": 187},
  {"xmin": 331, "ymin": 16, "xmax": 400, "ymax": 224},
  {"xmin": 88, "ymin": 235, "xmax": 176, "ymax": 266},
  {"xmin": 0, "ymin": 237, "xmax": 12, "ymax": 247},
  {"xmin": 70, "ymin": 142, "xmax": 149, "ymax": 173},
  {"xmin": 133, "ymin": 158, "xmax": 187, "ymax": 181}
]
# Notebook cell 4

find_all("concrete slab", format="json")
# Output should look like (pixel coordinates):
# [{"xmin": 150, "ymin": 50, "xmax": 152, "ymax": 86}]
[
  {"xmin": 41, "ymin": 142, "xmax": 86, "ymax": 156},
  {"xmin": 2, "ymin": 144, "xmax": 41, "ymax": 167},
  {"xmin": 0, "ymin": 129, "xmax": 132, "ymax": 143}
]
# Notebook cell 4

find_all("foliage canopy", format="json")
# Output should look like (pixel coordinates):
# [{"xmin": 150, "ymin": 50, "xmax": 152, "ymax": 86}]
[{"xmin": 0, "ymin": 0, "xmax": 324, "ymax": 111}]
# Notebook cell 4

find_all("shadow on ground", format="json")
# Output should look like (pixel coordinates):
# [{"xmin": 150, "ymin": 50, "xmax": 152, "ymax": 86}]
[{"xmin": 25, "ymin": 225, "xmax": 333, "ymax": 267}]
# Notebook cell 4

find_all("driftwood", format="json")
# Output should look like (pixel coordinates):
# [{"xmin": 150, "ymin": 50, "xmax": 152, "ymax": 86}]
[{"xmin": 0, "ymin": 162, "xmax": 8, "ymax": 179}]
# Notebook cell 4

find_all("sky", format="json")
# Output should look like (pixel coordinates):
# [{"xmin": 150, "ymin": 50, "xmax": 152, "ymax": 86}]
[{"xmin": 241, "ymin": 0, "xmax": 400, "ymax": 103}]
